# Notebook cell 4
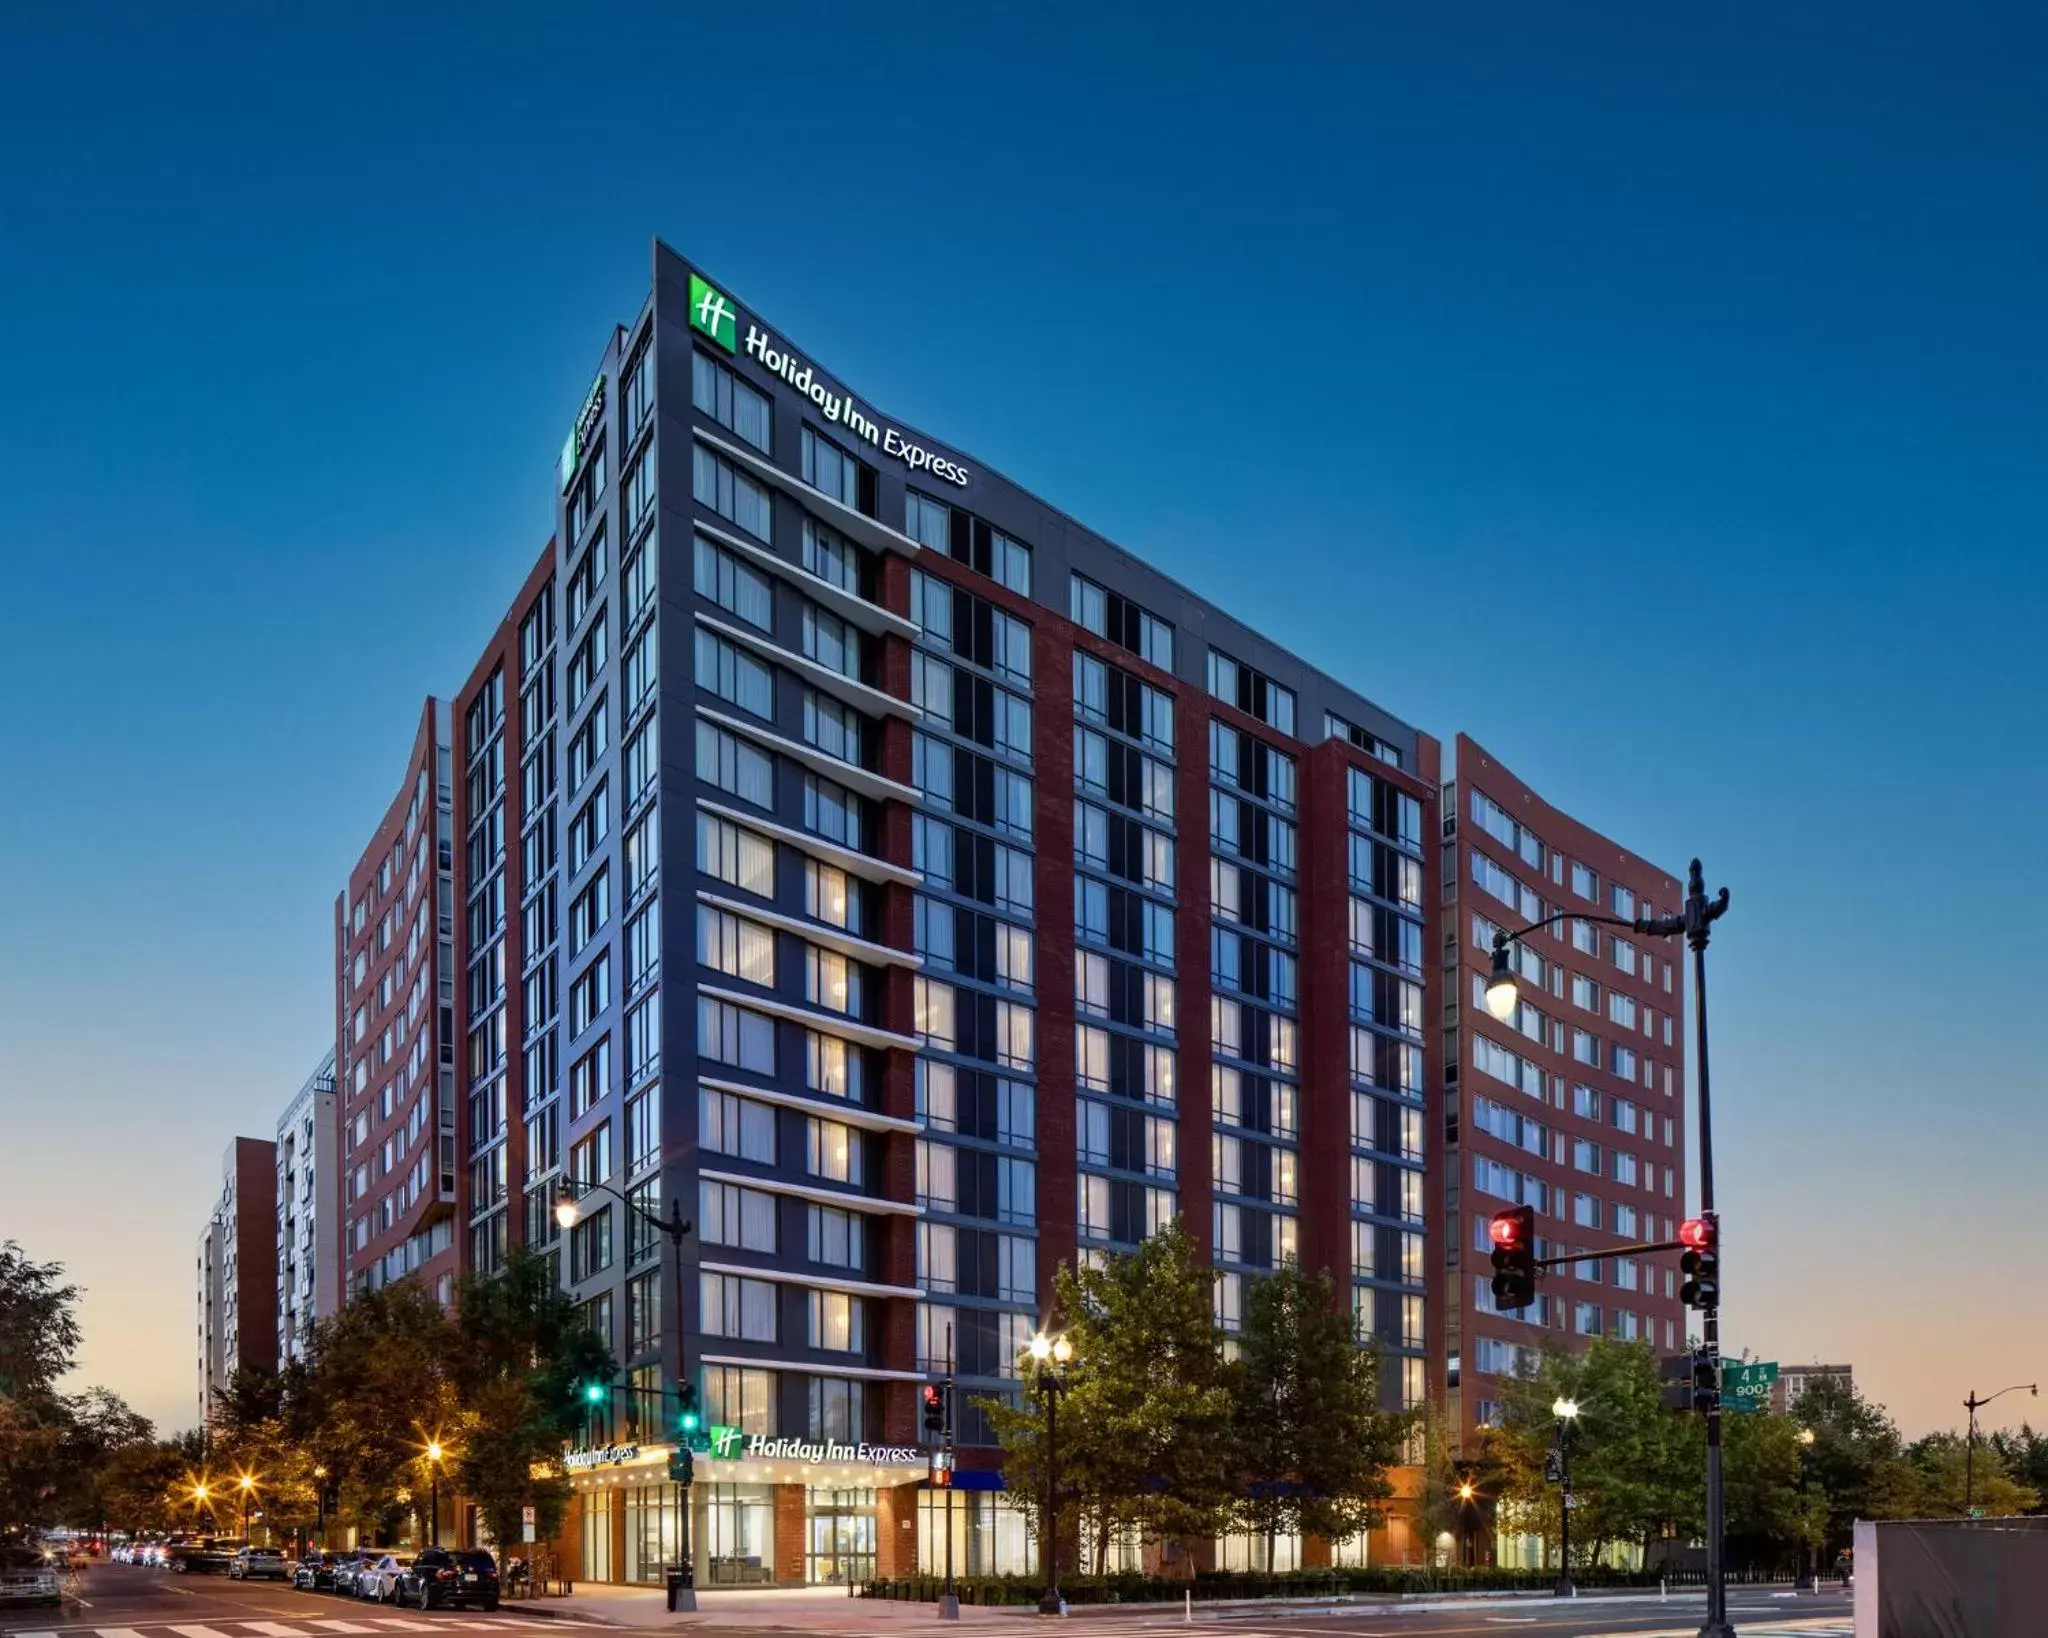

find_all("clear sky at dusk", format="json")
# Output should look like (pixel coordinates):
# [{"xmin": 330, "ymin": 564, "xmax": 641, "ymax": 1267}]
[{"xmin": 0, "ymin": 3, "xmax": 2042, "ymax": 1439}]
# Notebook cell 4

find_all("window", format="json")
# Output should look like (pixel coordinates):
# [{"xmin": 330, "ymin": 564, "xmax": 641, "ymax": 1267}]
[
  {"xmin": 702, "ymin": 1273, "xmax": 776, "ymax": 1342},
  {"xmin": 804, "ymin": 773, "xmax": 864, "ymax": 848},
  {"xmin": 623, "ymin": 717, "xmax": 658, "ymax": 805},
  {"xmin": 694, "ymin": 536, "xmax": 773, "ymax": 630},
  {"xmin": 693, "ymin": 445, "xmax": 772, "ymax": 540},
  {"xmin": 698, "ymin": 812, "xmax": 775, "ymax": 897},
  {"xmin": 701, "ymin": 1180, "xmax": 777, "ymax": 1252},
  {"xmin": 802, "ymin": 517, "xmax": 863, "ymax": 594},
  {"xmin": 805, "ymin": 859, "xmax": 860, "ymax": 933},
  {"xmin": 568, "ymin": 951, "xmax": 611, "ymax": 1036},
  {"xmin": 701, "ymin": 1088, "xmax": 777, "ymax": 1163},
  {"xmin": 806, "ymin": 1117, "xmax": 861, "ymax": 1184},
  {"xmin": 803, "ymin": 604, "xmax": 863, "ymax": 679},
  {"xmin": 695, "ymin": 628, "xmax": 773, "ymax": 719},
  {"xmin": 803, "ymin": 426, "xmax": 867, "ymax": 509},
  {"xmin": 697, "ymin": 721, "xmax": 773, "ymax": 809},
  {"xmin": 1206, "ymin": 649, "xmax": 1296, "ymax": 735},
  {"xmin": 808, "ymin": 1377, "xmax": 863, "ymax": 1441},
  {"xmin": 569, "ymin": 1037, "xmax": 611, "ymax": 1118},
  {"xmin": 808, "ymin": 1205, "xmax": 865, "ymax": 1270},
  {"xmin": 803, "ymin": 691, "xmax": 862, "ymax": 764},
  {"xmin": 1070, "ymin": 572, "xmax": 1174, "ymax": 670},
  {"xmin": 622, "ymin": 449, "xmax": 655, "ymax": 539},
  {"xmin": 567, "ymin": 697, "xmax": 608, "ymax": 791},
  {"xmin": 808, "ymin": 1290, "xmax": 864, "ymax": 1352},
  {"xmin": 692, "ymin": 349, "xmax": 771, "ymax": 452},
  {"xmin": 698, "ymin": 904, "xmax": 776, "ymax": 985},
  {"xmin": 704, "ymin": 1365, "xmax": 776, "ymax": 1434},
  {"xmin": 698, "ymin": 996, "xmax": 775, "ymax": 1074}
]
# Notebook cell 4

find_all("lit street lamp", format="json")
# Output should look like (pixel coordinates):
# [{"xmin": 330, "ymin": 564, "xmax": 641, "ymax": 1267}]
[
  {"xmin": 1552, "ymin": 1398, "xmax": 1579, "ymax": 1598},
  {"xmin": 312, "ymin": 1465, "xmax": 329, "ymax": 1553},
  {"xmin": 236, "ymin": 1473, "xmax": 257, "ymax": 1540},
  {"xmin": 1028, "ymin": 1330, "xmax": 1076, "ymax": 1617},
  {"xmin": 1455, "ymin": 1480, "xmax": 1478, "ymax": 1568},
  {"xmin": 1964, "ymin": 1382, "xmax": 2037, "ymax": 1515},
  {"xmin": 424, "ymin": 1440, "xmax": 446, "ymax": 1548},
  {"xmin": 555, "ymin": 1178, "xmax": 697, "ymax": 1611},
  {"xmin": 1795, "ymin": 1429, "xmax": 1817, "ymax": 1591},
  {"xmin": 1486, "ymin": 860, "xmax": 1732, "ymax": 1638}
]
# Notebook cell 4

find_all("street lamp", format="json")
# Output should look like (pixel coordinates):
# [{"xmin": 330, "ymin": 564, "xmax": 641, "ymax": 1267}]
[
  {"xmin": 424, "ymin": 1441, "xmax": 446, "ymax": 1549},
  {"xmin": 313, "ymin": 1465, "xmax": 328, "ymax": 1553},
  {"xmin": 1455, "ymin": 1481, "xmax": 1477, "ymax": 1569},
  {"xmin": 554, "ymin": 1178, "xmax": 697, "ymax": 1611},
  {"xmin": 1795, "ymin": 1429, "xmax": 1817, "ymax": 1591},
  {"xmin": 1964, "ymin": 1383, "xmax": 2037, "ymax": 1515},
  {"xmin": 1552, "ymin": 1398, "xmax": 1579, "ymax": 1598},
  {"xmin": 236, "ymin": 1473, "xmax": 257, "ymax": 1540},
  {"xmin": 1487, "ymin": 860, "xmax": 1731, "ymax": 1638},
  {"xmin": 1029, "ymin": 1330, "xmax": 1076, "ymax": 1616}
]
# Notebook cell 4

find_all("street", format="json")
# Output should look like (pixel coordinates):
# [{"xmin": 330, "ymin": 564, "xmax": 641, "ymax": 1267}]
[{"xmin": 0, "ymin": 1567, "xmax": 613, "ymax": 1638}]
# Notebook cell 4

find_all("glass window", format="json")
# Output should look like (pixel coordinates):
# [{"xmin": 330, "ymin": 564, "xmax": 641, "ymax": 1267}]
[{"xmin": 693, "ymin": 349, "xmax": 772, "ymax": 452}]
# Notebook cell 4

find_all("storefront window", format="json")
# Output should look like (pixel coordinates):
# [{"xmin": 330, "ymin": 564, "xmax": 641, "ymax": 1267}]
[
  {"xmin": 623, "ymin": 1485, "xmax": 680, "ymax": 1585},
  {"xmin": 1216, "ymin": 1528, "xmax": 1300, "ymax": 1571},
  {"xmin": 700, "ymin": 1483, "xmax": 776, "ymax": 1585},
  {"xmin": 805, "ymin": 1487, "xmax": 876, "ymax": 1584},
  {"xmin": 915, "ymin": 1492, "xmax": 1033, "ymax": 1578},
  {"xmin": 1330, "ymin": 1530, "xmax": 1370, "ymax": 1567},
  {"xmin": 580, "ymin": 1492, "xmax": 613, "ymax": 1582}
]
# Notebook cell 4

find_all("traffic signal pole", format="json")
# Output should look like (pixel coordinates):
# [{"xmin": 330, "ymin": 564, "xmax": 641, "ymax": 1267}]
[{"xmin": 1682, "ymin": 865, "xmax": 1732, "ymax": 1638}]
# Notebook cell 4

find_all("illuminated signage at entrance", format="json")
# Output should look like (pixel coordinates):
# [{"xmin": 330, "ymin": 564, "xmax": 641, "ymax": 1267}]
[
  {"xmin": 562, "ymin": 1443, "xmax": 641, "ymax": 1471},
  {"xmin": 705, "ymin": 1426, "xmax": 923, "ymax": 1466},
  {"xmin": 688, "ymin": 271, "xmax": 970, "ymax": 489}
]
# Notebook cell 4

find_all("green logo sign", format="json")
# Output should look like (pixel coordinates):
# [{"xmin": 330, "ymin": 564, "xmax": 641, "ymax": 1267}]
[
  {"xmin": 707, "ymin": 1424, "xmax": 745, "ymax": 1459},
  {"xmin": 690, "ymin": 273, "xmax": 737, "ymax": 352}
]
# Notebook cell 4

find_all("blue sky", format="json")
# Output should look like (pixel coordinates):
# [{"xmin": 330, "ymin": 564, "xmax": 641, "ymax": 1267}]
[{"xmin": 0, "ymin": 3, "xmax": 2042, "ymax": 1438}]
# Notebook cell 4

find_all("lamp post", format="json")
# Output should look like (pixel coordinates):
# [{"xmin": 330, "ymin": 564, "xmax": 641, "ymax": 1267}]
[
  {"xmin": 1029, "ymin": 1330, "xmax": 1076, "ymax": 1617},
  {"xmin": 1964, "ymin": 1383, "xmax": 2036, "ymax": 1515},
  {"xmin": 312, "ymin": 1465, "xmax": 328, "ymax": 1554},
  {"xmin": 1486, "ymin": 860, "xmax": 1730, "ymax": 1638},
  {"xmin": 1795, "ymin": 1429, "xmax": 1817, "ymax": 1591},
  {"xmin": 236, "ymin": 1473, "xmax": 257, "ymax": 1541},
  {"xmin": 1456, "ymin": 1481, "xmax": 1477, "ymax": 1569},
  {"xmin": 555, "ymin": 1179, "xmax": 696, "ymax": 1610},
  {"xmin": 1552, "ymin": 1399, "xmax": 1579, "ymax": 1597},
  {"xmin": 424, "ymin": 1442, "xmax": 444, "ymax": 1548}
]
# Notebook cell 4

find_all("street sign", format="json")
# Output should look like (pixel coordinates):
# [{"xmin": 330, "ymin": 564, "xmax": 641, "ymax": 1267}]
[
  {"xmin": 1722, "ymin": 1360, "xmax": 1780, "ymax": 1415},
  {"xmin": 1543, "ymin": 1450, "xmax": 1563, "ymax": 1485},
  {"xmin": 520, "ymin": 1505, "xmax": 535, "ymax": 1544}
]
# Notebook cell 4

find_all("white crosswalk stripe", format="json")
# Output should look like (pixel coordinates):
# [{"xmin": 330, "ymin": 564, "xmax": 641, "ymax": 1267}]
[
  {"xmin": 168, "ymin": 1625, "xmax": 238, "ymax": 1638},
  {"xmin": 305, "ymin": 1624, "xmax": 379, "ymax": 1635}
]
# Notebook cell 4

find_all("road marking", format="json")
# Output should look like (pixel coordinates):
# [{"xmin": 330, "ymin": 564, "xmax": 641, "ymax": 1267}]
[
  {"xmin": 307, "ymin": 1624, "xmax": 382, "ymax": 1635},
  {"xmin": 243, "ymin": 1624, "xmax": 318, "ymax": 1636},
  {"xmin": 168, "ymin": 1626, "xmax": 239, "ymax": 1638},
  {"xmin": 364, "ymin": 1622, "xmax": 439, "ymax": 1631}
]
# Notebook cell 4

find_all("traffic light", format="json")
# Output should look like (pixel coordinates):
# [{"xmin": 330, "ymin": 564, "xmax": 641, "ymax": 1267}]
[
  {"xmin": 1692, "ymin": 1351, "xmax": 1720, "ymax": 1413},
  {"xmin": 581, "ymin": 1381, "xmax": 605, "ymax": 1406},
  {"xmin": 1489, "ymin": 1206, "xmax": 1537, "ymax": 1310},
  {"xmin": 677, "ymin": 1383, "xmax": 701, "ymax": 1438},
  {"xmin": 921, "ymin": 1383, "xmax": 946, "ymax": 1440},
  {"xmin": 667, "ymin": 1447, "xmax": 695, "ymax": 1486},
  {"xmin": 1679, "ymin": 1216, "xmax": 1719, "ymax": 1310}
]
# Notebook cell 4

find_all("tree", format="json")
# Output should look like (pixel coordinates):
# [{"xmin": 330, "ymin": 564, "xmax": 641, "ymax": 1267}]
[
  {"xmin": 1902, "ymin": 1432, "xmax": 2039, "ymax": 1519},
  {"xmin": 1410, "ymin": 1405, "xmax": 1473, "ymax": 1567},
  {"xmin": 983, "ymin": 1219, "xmax": 1235, "ymax": 1575},
  {"xmin": 1229, "ymin": 1266, "xmax": 1404, "ymax": 1567},
  {"xmin": 449, "ymin": 1248, "xmax": 614, "ymax": 1555},
  {"xmin": 0, "ymin": 1241, "xmax": 81, "ymax": 1399},
  {"xmin": 1722, "ymin": 1412, "xmax": 1825, "ymax": 1571},
  {"xmin": 1988, "ymin": 1425, "xmax": 2048, "ymax": 1513},
  {"xmin": 1793, "ymin": 1373, "xmax": 1918, "ymax": 1555}
]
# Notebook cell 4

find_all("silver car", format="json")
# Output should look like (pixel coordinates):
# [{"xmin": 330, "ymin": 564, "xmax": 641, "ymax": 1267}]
[{"xmin": 356, "ymin": 1553, "xmax": 415, "ymax": 1601}]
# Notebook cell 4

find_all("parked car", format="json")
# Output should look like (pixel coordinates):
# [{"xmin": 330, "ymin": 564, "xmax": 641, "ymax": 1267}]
[
  {"xmin": 396, "ymin": 1549, "xmax": 499, "ymax": 1611},
  {"xmin": 228, "ymin": 1547, "xmax": 290, "ymax": 1581},
  {"xmin": 355, "ymin": 1553, "xmax": 414, "ymax": 1602},
  {"xmin": 0, "ymin": 1546, "xmax": 63, "ymax": 1609},
  {"xmin": 292, "ymin": 1551, "xmax": 338, "ymax": 1591},
  {"xmin": 329, "ymin": 1550, "xmax": 380, "ymax": 1597}
]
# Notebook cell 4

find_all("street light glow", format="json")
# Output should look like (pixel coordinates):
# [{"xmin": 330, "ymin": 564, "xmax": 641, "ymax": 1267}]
[
  {"xmin": 1484, "ymin": 940, "xmax": 1520, "ymax": 1021},
  {"xmin": 554, "ymin": 1184, "xmax": 581, "ymax": 1230},
  {"xmin": 1553, "ymin": 1397, "xmax": 1579, "ymax": 1421},
  {"xmin": 1051, "ymin": 1335, "xmax": 1074, "ymax": 1366},
  {"xmin": 1028, "ymin": 1332, "xmax": 1052, "ymax": 1362},
  {"xmin": 426, "ymin": 1441, "xmax": 444, "ymax": 1462},
  {"xmin": 1457, "ymin": 1482, "xmax": 1476, "ymax": 1501},
  {"xmin": 237, "ymin": 1473, "xmax": 256, "ymax": 1492},
  {"xmin": 1798, "ymin": 1427, "xmax": 1816, "ymax": 1445}
]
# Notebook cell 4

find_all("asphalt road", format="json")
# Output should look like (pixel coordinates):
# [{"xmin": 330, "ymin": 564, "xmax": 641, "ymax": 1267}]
[{"xmin": 0, "ymin": 1565, "xmax": 608, "ymax": 1638}]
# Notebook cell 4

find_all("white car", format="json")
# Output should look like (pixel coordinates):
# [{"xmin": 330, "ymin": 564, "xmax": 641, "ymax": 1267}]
[{"xmin": 356, "ymin": 1554, "xmax": 415, "ymax": 1601}]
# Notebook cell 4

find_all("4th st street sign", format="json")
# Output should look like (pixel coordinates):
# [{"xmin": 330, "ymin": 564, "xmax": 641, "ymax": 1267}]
[{"xmin": 1722, "ymin": 1360, "xmax": 1780, "ymax": 1414}]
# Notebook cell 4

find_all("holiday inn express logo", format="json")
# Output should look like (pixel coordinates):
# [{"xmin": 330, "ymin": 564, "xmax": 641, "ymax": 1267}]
[
  {"xmin": 690, "ymin": 273, "xmax": 737, "ymax": 352},
  {"xmin": 682, "ymin": 266, "xmax": 971, "ymax": 488}
]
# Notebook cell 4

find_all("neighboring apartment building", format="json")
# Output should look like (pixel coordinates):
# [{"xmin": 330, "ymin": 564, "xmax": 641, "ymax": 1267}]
[
  {"xmin": 1773, "ymin": 1362, "xmax": 1854, "ymax": 1415},
  {"xmin": 1439, "ymin": 734, "xmax": 1689, "ymax": 1450},
  {"xmin": 276, "ymin": 1051, "xmax": 340, "ymax": 1366},
  {"xmin": 509, "ymin": 243, "xmax": 1439, "ymax": 1586},
  {"xmin": 334, "ymin": 700, "xmax": 459, "ymax": 1304},
  {"xmin": 197, "ymin": 1136, "xmax": 279, "ymax": 1425}
]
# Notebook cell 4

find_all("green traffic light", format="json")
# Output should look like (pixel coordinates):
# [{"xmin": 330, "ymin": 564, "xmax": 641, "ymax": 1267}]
[
  {"xmin": 680, "ymin": 1410, "xmax": 700, "ymax": 1432},
  {"xmin": 583, "ymin": 1382, "xmax": 605, "ymax": 1404}
]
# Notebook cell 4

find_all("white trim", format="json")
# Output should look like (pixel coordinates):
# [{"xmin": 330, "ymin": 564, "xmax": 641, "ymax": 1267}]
[
  {"xmin": 695, "ymin": 426, "xmax": 924, "ymax": 558},
  {"xmin": 695, "ymin": 797, "xmax": 921, "ymax": 888},
  {"xmin": 698, "ymin": 1167, "xmax": 923, "ymax": 1217},
  {"xmin": 698, "ymin": 1073, "xmax": 920, "ymax": 1135},
  {"xmin": 696, "ymin": 888, "xmax": 921, "ymax": 972},
  {"xmin": 694, "ymin": 609, "xmax": 917, "ymax": 723},
  {"xmin": 697, "ymin": 1352, "xmax": 937, "ymax": 1383},
  {"xmin": 696, "ymin": 982, "xmax": 923, "ymax": 1053},
  {"xmin": 697, "ymin": 703, "xmax": 922, "ymax": 807},
  {"xmin": 699, "ymin": 1260, "xmax": 924, "ymax": 1301},
  {"xmin": 693, "ymin": 518, "xmax": 917, "ymax": 640}
]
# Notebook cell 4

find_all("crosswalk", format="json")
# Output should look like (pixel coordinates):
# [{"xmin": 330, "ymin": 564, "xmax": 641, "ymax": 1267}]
[{"xmin": 8, "ymin": 1620, "xmax": 560, "ymax": 1638}]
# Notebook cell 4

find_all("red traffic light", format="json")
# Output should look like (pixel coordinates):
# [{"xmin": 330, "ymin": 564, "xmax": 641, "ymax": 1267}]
[
  {"xmin": 1489, "ymin": 1208, "xmax": 1529, "ymax": 1250},
  {"xmin": 1679, "ymin": 1217, "xmax": 1716, "ymax": 1251},
  {"xmin": 922, "ymin": 1384, "xmax": 942, "ymax": 1407}
]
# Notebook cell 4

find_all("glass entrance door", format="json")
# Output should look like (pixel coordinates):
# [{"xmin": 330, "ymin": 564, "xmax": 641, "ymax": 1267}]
[{"xmin": 804, "ymin": 1489, "xmax": 876, "ymax": 1584}]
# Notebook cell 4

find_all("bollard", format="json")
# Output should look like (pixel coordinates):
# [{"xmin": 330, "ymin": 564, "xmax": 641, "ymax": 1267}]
[
  {"xmin": 1660, "ymin": 1577, "xmax": 1667, "ymax": 1600},
  {"xmin": 1184, "ymin": 1589, "xmax": 1193, "ymax": 1624}
]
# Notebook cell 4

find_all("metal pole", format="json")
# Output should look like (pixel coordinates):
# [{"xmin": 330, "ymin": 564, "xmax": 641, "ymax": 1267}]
[
  {"xmin": 1966, "ymin": 1401, "xmax": 1976, "ymax": 1515},
  {"xmin": 430, "ymin": 1471, "xmax": 438, "ymax": 1548},
  {"xmin": 1555, "ymin": 1422, "xmax": 1573, "ymax": 1597},
  {"xmin": 1038, "ymin": 1373, "xmax": 1061, "ymax": 1615},
  {"xmin": 1686, "ymin": 860, "xmax": 1733, "ymax": 1638},
  {"xmin": 669, "ymin": 1208, "xmax": 696, "ymax": 1613},
  {"xmin": 941, "ymin": 1323, "xmax": 959, "ymax": 1619}
]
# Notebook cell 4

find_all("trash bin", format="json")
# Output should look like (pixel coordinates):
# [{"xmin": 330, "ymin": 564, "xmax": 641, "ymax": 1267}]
[{"xmin": 665, "ymin": 1564, "xmax": 693, "ymax": 1612}]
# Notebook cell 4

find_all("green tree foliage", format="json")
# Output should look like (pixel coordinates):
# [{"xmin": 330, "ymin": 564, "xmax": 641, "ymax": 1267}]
[
  {"xmin": 1987, "ymin": 1425, "xmax": 2048, "ymax": 1513},
  {"xmin": 0, "ymin": 1241, "xmax": 81, "ymax": 1399},
  {"xmin": 1229, "ymin": 1266, "xmax": 1404, "ymax": 1567},
  {"xmin": 1721, "ymin": 1411, "xmax": 1825, "ymax": 1570},
  {"xmin": 1900, "ymin": 1432, "xmax": 2039, "ymax": 1518},
  {"xmin": 984, "ymin": 1220, "xmax": 1235, "ymax": 1574},
  {"xmin": 1792, "ymin": 1373, "xmax": 1918, "ymax": 1553}
]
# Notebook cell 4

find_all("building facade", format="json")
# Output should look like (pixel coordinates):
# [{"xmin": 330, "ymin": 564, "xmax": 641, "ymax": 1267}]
[
  {"xmin": 1438, "ymin": 735, "xmax": 1689, "ymax": 1451},
  {"xmin": 334, "ymin": 700, "xmax": 460, "ymax": 1304},
  {"xmin": 1773, "ymin": 1363, "xmax": 1853, "ymax": 1415},
  {"xmin": 276, "ymin": 1051, "xmax": 340, "ymax": 1367},
  {"xmin": 197, "ymin": 1135, "xmax": 279, "ymax": 1425},
  {"xmin": 508, "ymin": 243, "xmax": 1439, "ymax": 1585}
]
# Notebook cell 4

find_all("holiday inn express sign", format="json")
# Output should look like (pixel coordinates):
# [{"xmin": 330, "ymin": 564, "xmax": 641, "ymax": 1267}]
[
  {"xmin": 706, "ymin": 1424, "xmax": 924, "ymax": 1467},
  {"xmin": 689, "ymin": 272, "xmax": 970, "ymax": 488}
]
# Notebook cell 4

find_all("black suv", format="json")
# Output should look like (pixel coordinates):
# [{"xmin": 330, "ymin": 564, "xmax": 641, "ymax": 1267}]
[{"xmin": 396, "ymin": 1548, "xmax": 499, "ymax": 1611}]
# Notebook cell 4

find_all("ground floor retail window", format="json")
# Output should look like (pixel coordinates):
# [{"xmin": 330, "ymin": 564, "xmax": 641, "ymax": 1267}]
[
  {"xmin": 1217, "ymin": 1528, "xmax": 1301, "ymax": 1572},
  {"xmin": 700, "ymin": 1484, "xmax": 775, "ymax": 1586},
  {"xmin": 1330, "ymin": 1531, "xmax": 1370, "ymax": 1567},
  {"xmin": 623, "ymin": 1484, "xmax": 681, "ymax": 1585},
  {"xmin": 914, "ymin": 1492, "xmax": 1033, "ymax": 1578},
  {"xmin": 580, "ymin": 1495, "xmax": 613, "ymax": 1582},
  {"xmin": 804, "ymin": 1487, "xmax": 875, "ymax": 1584}
]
